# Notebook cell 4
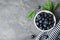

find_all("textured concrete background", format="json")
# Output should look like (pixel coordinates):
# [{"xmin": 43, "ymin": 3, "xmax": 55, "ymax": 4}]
[{"xmin": 0, "ymin": 0, "xmax": 60, "ymax": 40}]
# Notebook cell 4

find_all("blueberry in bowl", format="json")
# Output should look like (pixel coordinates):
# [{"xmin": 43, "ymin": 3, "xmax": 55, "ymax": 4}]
[{"xmin": 34, "ymin": 10, "xmax": 56, "ymax": 32}]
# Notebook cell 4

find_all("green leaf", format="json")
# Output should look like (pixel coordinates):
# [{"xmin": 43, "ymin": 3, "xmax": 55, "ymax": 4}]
[
  {"xmin": 47, "ymin": 0, "xmax": 53, "ymax": 11},
  {"xmin": 42, "ymin": 0, "xmax": 53, "ymax": 12},
  {"xmin": 42, "ymin": 5, "xmax": 50, "ymax": 11},
  {"xmin": 42, "ymin": 5, "xmax": 48, "ymax": 10},
  {"xmin": 53, "ymin": 3, "xmax": 59, "ymax": 11},
  {"xmin": 27, "ymin": 10, "xmax": 36, "ymax": 19}
]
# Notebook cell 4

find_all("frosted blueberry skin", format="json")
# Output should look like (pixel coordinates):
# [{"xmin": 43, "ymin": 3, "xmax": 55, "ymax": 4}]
[{"xmin": 35, "ymin": 12, "xmax": 54, "ymax": 30}]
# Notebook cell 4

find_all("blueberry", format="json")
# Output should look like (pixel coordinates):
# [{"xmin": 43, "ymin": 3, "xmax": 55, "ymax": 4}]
[
  {"xmin": 49, "ymin": 25, "xmax": 53, "ymax": 28},
  {"xmin": 48, "ymin": 22, "xmax": 51, "ymax": 25},
  {"xmin": 37, "ymin": 5, "xmax": 41, "ymax": 9},
  {"xmin": 50, "ymin": 22, "xmax": 54, "ymax": 26},
  {"xmin": 42, "ymin": 12, "xmax": 44, "ymax": 14},
  {"xmin": 44, "ymin": 21, "xmax": 48, "ymax": 24},
  {"xmin": 31, "ymin": 34, "xmax": 36, "ymax": 39},
  {"xmin": 46, "ymin": 17, "xmax": 49, "ymax": 19},
  {"xmin": 36, "ymin": 22, "xmax": 39, "ymax": 25},
  {"xmin": 47, "ymin": 13, "xmax": 53, "ymax": 18},
  {"xmin": 39, "ymin": 13, "xmax": 44, "ymax": 17},
  {"xmin": 39, "ymin": 27, "xmax": 43, "ymax": 30},
  {"xmin": 35, "ymin": 18, "xmax": 39, "ymax": 22},
  {"xmin": 37, "ymin": 25, "xmax": 40, "ymax": 28},
  {"xmin": 45, "ymin": 18, "xmax": 48, "ymax": 21},
  {"xmin": 52, "ymin": 21, "xmax": 54, "ymax": 23},
  {"xmin": 47, "ymin": 27, "xmax": 50, "ymax": 30},
  {"xmin": 39, "ymin": 24, "xmax": 42, "ymax": 26},
  {"xmin": 43, "ymin": 27, "xmax": 47, "ymax": 30},
  {"xmin": 42, "ymin": 18, "xmax": 45, "ymax": 21},
  {"xmin": 39, "ymin": 20, "xmax": 42, "ymax": 23},
  {"xmin": 43, "ymin": 24, "xmax": 47, "ymax": 28},
  {"xmin": 48, "ymin": 18, "xmax": 52, "ymax": 21},
  {"xmin": 45, "ymin": 24, "xmax": 51, "ymax": 29},
  {"xmin": 44, "ymin": 13, "xmax": 47, "ymax": 17},
  {"xmin": 36, "ymin": 15, "xmax": 40, "ymax": 19}
]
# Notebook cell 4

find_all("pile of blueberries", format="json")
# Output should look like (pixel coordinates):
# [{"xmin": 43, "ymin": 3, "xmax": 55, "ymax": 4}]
[{"xmin": 35, "ymin": 12, "xmax": 54, "ymax": 30}]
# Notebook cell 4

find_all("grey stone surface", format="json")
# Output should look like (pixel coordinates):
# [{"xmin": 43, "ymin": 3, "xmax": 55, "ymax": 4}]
[{"xmin": 0, "ymin": 0, "xmax": 60, "ymax": 40}]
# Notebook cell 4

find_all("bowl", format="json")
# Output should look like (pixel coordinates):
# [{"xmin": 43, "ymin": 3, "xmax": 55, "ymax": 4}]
[{"xmin": 34, "ymin": 10, "xmax": 56, "ymax": 32}]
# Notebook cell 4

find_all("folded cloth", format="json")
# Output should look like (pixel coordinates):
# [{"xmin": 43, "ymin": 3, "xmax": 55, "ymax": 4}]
[
  {"xmin": 47, "ymin": 21, "xmax": 60, "ymax": 40},
  {"xmin": 36, "ymin": 21, "xmax": 60, "ymax": 40}
]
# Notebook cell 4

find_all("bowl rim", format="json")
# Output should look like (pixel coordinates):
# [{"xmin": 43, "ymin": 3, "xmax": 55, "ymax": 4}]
[{"xmin": 34, "ymin": 10, "xmax": 56, "ymax": 32}]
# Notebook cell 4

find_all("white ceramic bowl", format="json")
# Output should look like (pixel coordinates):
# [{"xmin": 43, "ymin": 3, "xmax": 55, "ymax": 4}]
[{"xmin": 34, "ymin": 10, "xmax": 56, "ymax": 32}]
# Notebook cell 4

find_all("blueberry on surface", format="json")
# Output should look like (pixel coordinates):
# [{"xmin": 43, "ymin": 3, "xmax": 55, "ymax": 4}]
[
  {"xmin": 31, "ymin": 34, "xmax": 36, "ymax": 39},
  {"xmin": 37, "ymin": 5, "xmax": 41, "ymax": 9}
]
